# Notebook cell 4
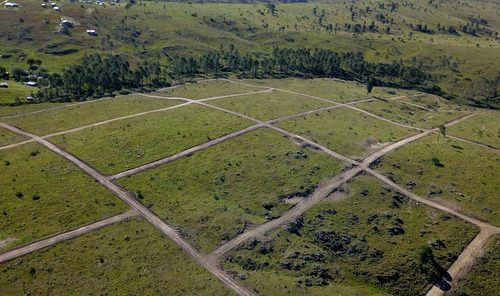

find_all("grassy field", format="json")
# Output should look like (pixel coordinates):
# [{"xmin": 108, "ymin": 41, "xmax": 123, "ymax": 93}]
[
  {"xmin": 49, "ymin": 103, "xmax": 253, "ymax": 175},
  {"xmin": 1, "ymin": 0, "xmax": 498, "ymax": 103},
  {"xmin": 0, "ymin": 125, "xmax": 28, "ymax": 146},
  {"xmin": 0, "ymin": 142, "xmax": 128, "ymax": 250},
  {"xmin": 446, "ymin": 110, "xmax": 500, "ymax": 148},
  {"xmin": 241, "ymin": 78, "xmax": 419, "ymax": 103},
  {"xmin": 222, "ymin": 175, "xmax": 478, "ymax": 295},
  {"xmin": 355, "ymin": 99, "xmax": 471, "ymax": 129},
  {"xmin": 1, "ymin": 94, "xmax": 183, "ymax": 135},
  {"xmin": 152, "ymin": 80, "xmax": 264, "ymax": 100},
  {"xmin": 207, "ymin": 90, "xmax": 335, "ymax": 121},
  {"xmin": 453, "ymin": 236, "xmax": 500, "ymax": 296},
  {"xmin": 373, "ymin": 134, "xmax": 500, "ymax": 226},
  {"xmin": 118, "ymin": 128, "xmax": 345, "ymax": 252},
  {"xmin": 0, "ymin": 217, "xmax": 234, "ymax": 295},
  {"xmin": 0, "ymin": 101, "xmax": 72, "ymax": 117},
  {"xmin": 274, "ymin": 106, "xmax": 416, "ymax": 160},
  {"xmin": 0, "ymin": 80, "xmax": 37, "ymax": 105}
]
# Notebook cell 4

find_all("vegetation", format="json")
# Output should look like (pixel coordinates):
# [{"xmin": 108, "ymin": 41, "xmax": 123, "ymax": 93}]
[
  {"xmin": 241, "ymin": 78, "xmax": 419, "ymax": 102},
  {"xmin": 153, "ymin": 80, "xmax": 262, "ymax": 100},
  {"xmin": 274, "ymin": 106, "xmax": 415, "ymax": 160},
  {"xmin": 0, "ymin": 217, "xmax": 234, "ymax": 295},
  {"xmin": 373, "ymin": 134, "xmax": 500, "ymax": 226},
  {"xmin": 355, "ymin": 99, "xmax": 471, "ymax": 128},
  {"xmin": 454, "ymin": 236, "xmax": 500, "ymax": 296},
  {"xmin": 208, "ymin": 90, "xmax": 335, "ymax": 121},
  {"xmin": 49, "ymin": 104, "xmax": 253, "ymax": 175},
  {"xmin": 0, "ymin": 143, "xmax": 127, "ymax": 250},
  {"xmin": 446, "ymin": 110, "xmax": 500, "ymax": 148},
  {"xmin": 118, "ymin": 128, "xmax": 344, "ymax": 252},
  {"xmin": 223, "ymin": 175, "xmax": 478, "ymax": 295},
  {"xmin": 2, "ymin": 94, "xmax": 182, "ymax": 135},
  {"xmin": 0, "ymin": 126, "xmax": 28, "ymax": 146}
]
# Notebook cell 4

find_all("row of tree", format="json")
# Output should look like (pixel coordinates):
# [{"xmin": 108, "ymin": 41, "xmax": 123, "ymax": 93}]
[{"xmin": 35, "ymin": 46, "xmax": 431, "ymax": 102}]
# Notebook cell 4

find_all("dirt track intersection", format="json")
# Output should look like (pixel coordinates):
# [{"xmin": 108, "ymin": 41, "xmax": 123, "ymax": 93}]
[{"xmin": 1, "ymin": 78, "xmax": 498, "ymax": 295}]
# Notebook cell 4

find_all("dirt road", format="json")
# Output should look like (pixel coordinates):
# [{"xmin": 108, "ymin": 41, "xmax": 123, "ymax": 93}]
[
  {"xmin": 0, "ymin": 209, "xmax": 138, "ymax": 264},
  {"xmin": 0, "ymin": 121, "xmax": 255, "ymax": 296}
]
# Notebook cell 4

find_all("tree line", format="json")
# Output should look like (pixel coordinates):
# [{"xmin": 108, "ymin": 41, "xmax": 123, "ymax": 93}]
[{"xmin": 34, "ymin": 46, "xmax": 431, "ymax": 102}]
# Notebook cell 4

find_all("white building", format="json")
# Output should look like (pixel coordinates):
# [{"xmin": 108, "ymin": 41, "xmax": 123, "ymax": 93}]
[{"xmin": 86, "ymin": 29, "xmax": 98, "ymax": 36}]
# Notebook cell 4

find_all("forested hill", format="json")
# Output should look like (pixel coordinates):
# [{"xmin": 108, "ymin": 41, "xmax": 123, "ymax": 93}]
[{"xmin": 0, "ymin": 0, "xmax": 498, "ymax": 107}]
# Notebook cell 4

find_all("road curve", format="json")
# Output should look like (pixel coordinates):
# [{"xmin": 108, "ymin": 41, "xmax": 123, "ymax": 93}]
[
  {"xmin": 0, "ymin": 209, "xmax": 139, "ymax": 264},
  {"xmin": 0, "ymin": 122, "xmax": 255, "ymax": 296}
]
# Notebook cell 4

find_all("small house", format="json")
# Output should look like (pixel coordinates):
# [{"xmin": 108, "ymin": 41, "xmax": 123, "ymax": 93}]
[
  {"xmin": 5, "ymin": 2, "xmax": 21, "ymax": 7},
  {"xmin": 54, "ymin": 6, "xmax": 60, "ymax": 10},
  {"xmin": 86, "ymin": 29, "xmax": 98, "ymax": 36},
  {"xmin": 50, "ymin": 2, "xmax": 56, "ymax": 6},
  {"xmin": 61, "ymin": 19, "xmax": 73, "ymax": 27},
  {"xmin": 41, "ymin": 3, "xmax": 46, "ymax": 7},
  {"xmin": 23, "ymin": 81, "xmax": 37, "ymax": 87},
  {"xmin": 0, "ymin": 83, "xmax": 8, "ymax": 88}
]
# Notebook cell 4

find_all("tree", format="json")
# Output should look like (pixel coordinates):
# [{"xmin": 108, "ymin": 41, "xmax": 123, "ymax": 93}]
[
  {"xmin": 366, "ymin": 79, "xmax": 374, "ymax": 95},
  {"xmin": 438, "ymin": 125, "xmax": 446, "ymax": 138}
]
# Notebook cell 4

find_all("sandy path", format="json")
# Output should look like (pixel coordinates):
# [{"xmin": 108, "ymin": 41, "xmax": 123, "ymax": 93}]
[
  {"xmin": 0, "ymin": 122, "xmax": 255, "ymax": 296},
  {"xmin": 0, "ymin": 209, "xmax": 139, "ymax": 263},
  {"xmin": 446, "ymin": 134, "xmax": 499, "ymax": 151}
]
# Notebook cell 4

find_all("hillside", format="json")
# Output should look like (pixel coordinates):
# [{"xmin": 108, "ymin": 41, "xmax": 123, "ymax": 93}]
[{"xmin": 0, "ymin": 0, "xmax": 499, "ymax": 107}]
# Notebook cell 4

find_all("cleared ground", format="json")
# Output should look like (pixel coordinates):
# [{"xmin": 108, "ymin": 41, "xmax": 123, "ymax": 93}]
[
  {"xmin": 207, "ymin": 90, "xmax": 336, "ymax": 121},
  {"xmin": 0, "ymin": 142, "xmax": 127, "ymax": 250},
  {"xmin": 152, "ymin": 80, "xmax": 264, "ymax": 100},
  {"xmin": 355, "ymin": 99, "xmax": 470, "ymax": 129},
  {"xmin": 0, "ymin": 125, "xmax": 28, "ymax": 146},
  {"xmin": 373, "ymin": 134, "xmax": 500, "ymax": 226},
  {"xmin": 223, "ymin": 175, "xmax": 478, "ymax": 296},
  {"xmin": 118, "ymin": 128, "xmax": 345, "ymax": 252},
  {"xmin": 0, "ymin": 101, "xmax": 72, "ymax": 117},
  {"xmin": 1, "ymin": 95, "xmax": 183, "ymax": 135},
  {"xmin": 446, "ymin": 110, "xmax": 500, "ymax": 148},
  {"xmin": 274, "ymin": 107, "xmax": 415, "ymax": 160},
  {"xmin": 49, "ymin": 104, "xmax": 253, "ymax": 175},
  {"xmin": 241, "ymin": 78, "xmax": 418, "ymax": 103},
  {"xmin": 0, "ymin": 217, "xmax": 234, "ymax": 295}
]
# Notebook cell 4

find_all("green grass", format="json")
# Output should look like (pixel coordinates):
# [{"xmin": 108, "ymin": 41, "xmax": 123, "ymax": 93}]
[
  {"xmin": 222, "ymin": 175, "xmax": 478, "ymax": 296},
  {"xmin": 373, "ymin": 134, "xmax": 500, "ymax": 226},
  {"xmin": 1, "ymin": 95, "xmax": 183, "ymax": 135},
  {"xmin": 208, "ymin": 90, "xmax": 335, "ymax": 121},
  {"xmin": 0, "ymin": 217, "xmax": 235, "ymax": 295},
  {"xmin": 0, "ymin": 142, "xmax": 128, "ymax": 250},
  {"xmin": 0, "ymin": 80, "xmax": 37, "ymax": 104},
  {"xmin": 49, "ymin": 104, "xmax": 253, "ymax": 175},
  {"xmin": 274, "ymin": 107, "xmax": 416, "ymax": 160},
  {"xmin": 355, "ymin": 99, "xmax": 470, "ymax": 129},
  {"xmin": 241, "ymin": 78, "xmax": 419, "ymax": 103},
  {"xmin": 118, "ymin": 128, "xmax": 344, "ymax": 252},
  {"xmin": 0, "ymin": 125, "xmax": 28, "ymax": 146},
  {"xmin": 455, "ymin": 236, "xmax": 500, "ymax": 296},
  {"xmin": 446, "ymin": 110, "xmax": 500, "ymax": 148},
  {"xmin": 152, "ymin": 80, "xmax": 264, "ymax": 100},
  {"xmin": 0, "ymin": 101, "xmax": 72, "ymax": 117}
]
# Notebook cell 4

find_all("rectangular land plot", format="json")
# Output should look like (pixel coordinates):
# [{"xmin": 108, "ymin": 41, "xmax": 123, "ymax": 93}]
[
  {"xmin": 446, "ymin": 110, "xmax": 500, "ymax": 148},
  {"xmin": 241, "ymin": 78, "xmax": 419, "ymax": 103},
  {"xmin": 455, "ymin": 236, "xmax": 500, "ymax": 296},
  {"xmin": 0, "ymin": 143, "xmax": 128, "ymax": 250},
  {"xmin": 207, "ymin": 90, "xmax": 335, "ymax": 121},
  {"xmin": 400, "ymin": 94, "xmax": 458, "ymax": 110},
  {"xmin": 118, "ymin": 128, "xmax": 345, "ymax": 253},
  {"xmin": 373, "ymin": 134, "xmax": 500, "ymax": 226},
  {"xmin": 1, "ymin": 95, "xmax": 183, "ymax": 136},
  {"xmin": 49, "ymin": 104, "xmax": 253, "ymax": 175},
  {"xmin": 0, "ymin": 217, "xmax": 234, "ymax": 295},
  {"xmin": 355, "ymin": 99, "xmax": 470, "ymax": 129},
  {"xmin": 0, "ymin": 125, "xmax": 28, "ymax": 146},
  {"xmin": 0, "ymin": 102, "xmax": 72, "ymax": 117},
  {"xmin": 222, "ymin": 175, "xmax": 478, "ymax": 296},
  {"xmin": 152, "ymin": 80, "xmax": 264, "ymax": 100},
  {"xmin": 274, "ymin": 107, "xmax": 416, "ymax": 160}
]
